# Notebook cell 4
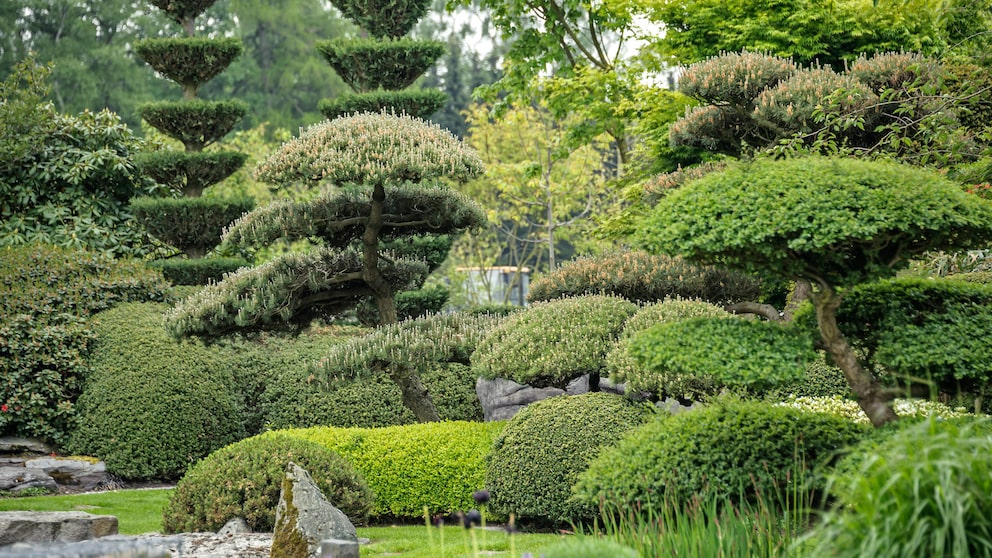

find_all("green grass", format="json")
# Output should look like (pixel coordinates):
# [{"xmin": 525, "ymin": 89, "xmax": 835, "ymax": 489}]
[
  {"xmin": 0, "ymin": 490, "xmax": 565, "ymax": 556},
  {"xmin": 0, "ymin": 489, "xmax": 173, "ymax": 535}
]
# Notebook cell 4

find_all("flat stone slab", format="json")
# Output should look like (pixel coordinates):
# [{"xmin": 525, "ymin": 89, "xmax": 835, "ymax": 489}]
[
  {"xmin": 0, "ymin": 511, "xmax": 118, "ymax": 546},
  {"xmin": 0, "ymin": 466, "xmax": 58, "ymax": 494}
]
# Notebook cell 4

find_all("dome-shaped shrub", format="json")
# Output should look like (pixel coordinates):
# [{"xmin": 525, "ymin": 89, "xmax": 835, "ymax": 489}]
[
  {"xmin": 572, "ymin": 399, "xmax": 867, "ymax": 513},
  {"xmin": 485, "ymin": 392, "xmax": 653, "ymax": 526},
  {"xmin": 162, "ymin": 434, "xmax": 372, "ymax": 533},
  {"xmin": 539, "ymin": 539, "xmax": 640, "ymax": 558},
  {"xmin": 472, "ymin": 295, "xmax": 638, "ymax": 389},
  {"xmin": 606, "ymin": 298, "xmax": 730, "ymax": 400}
]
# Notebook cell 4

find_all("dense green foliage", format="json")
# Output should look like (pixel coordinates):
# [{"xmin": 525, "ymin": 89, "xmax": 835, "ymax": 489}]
[
  {"xmin": 606, "ymin": 298, "xmax": 731, "ymax": 400},
  {"xmin": 806, "ymin": 416, "xmax": 992, "ymax": 558},
  {"xmin": 472, "ymin": 295, "xmax": 638, "ymax": 388},
  {"xmin": 485, "ymin": 393, "xmax": 653, "ymax": 526},
  {"xmin": 67, "ymin": 302, "xmax": 245, "ymax": 479},
  {"xmin": 637, "ymin": 157, "xmax": 992, "ymax": 288},
  {"xmin": 527, "ymin": 251, "xmax": 762, "ymax": 304},
  {"xmin": 134, "ymin": 38, "xmax": 244, "ymax": 93},
  {"xmin": 130, "ymin": 196, "xmax": 254, "ymax": 256},
  {"xmin": 147, "ymin": 257, "xmax": 249, "ymax": 286},
  {"xmin": 828, "ymin": 277, "xmax": 992, "ymax": 389},
  {"xmin": 0, "ymin": 244, "xmax": 170, "ymax": 444},
  {"xmin": 162, "ymin": 434, "xmax": 372, "ymax": 533},
  {"xmin": 134, "ymin": 151, "xmax": 249, "ymax": 197},
  {"xmin": 149, "ymin": 0, "xmax": 220, "ymax": 26},
  {"xmin": 332, "ymin": 0, "xmax": 431, "ymax": 38},
  {"xmin": 628, "ymin": 318, "xmax": 816, "ymax": 392},
  {"xmin": 354, "ymin": 285, "xmax": 449, "ymax": 327},
  {"xmin": 1, "ymin": 58, "xmax": 159, "ymax": 257},
  {"xmin": 318, "ymin": 90, "xmax": 448, "ymax": 121},
  {"xmin": 765, "ymin": 358, "xmax": 853, "ymax": 400},
  {"xmin": 138, "ymin": 100, "xmax": 249, "ymax": 150},
  {"xmin": 572, "ymin": 400, "xmax": 868, "ymax": 512},
  {"xmin": 316, "ymin": 39, "xmax": 446, "ymax": 92},
  {"xmin": 284, "ymin": 421, "xmax": 505, "ymax": 519}
]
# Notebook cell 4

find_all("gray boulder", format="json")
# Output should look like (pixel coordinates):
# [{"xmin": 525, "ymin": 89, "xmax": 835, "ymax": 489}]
[
  {"xmin": 0, "ymin": 466, "xmax": 57, "ymax": 494},
  {"xmin": 24, "ymin": 457, "xmax": 111, "ymax": 492},
  {"xmin": 0, "ymin": 437, "xmax": 54, "ymax": 455},
  {"xmin": 270, "ymin": 462, "xmax": 357, "ymax": 558},
  {"xmin": 477, "ymin": 374, "xmax": 634, "ymax": 421},
  {"xmin": 0, "ymin": 511, "xmax": 118, "ymax": 546},
  {"xmin": 218, "ymin": 517, "xmax": 251, "ymax": 535}
]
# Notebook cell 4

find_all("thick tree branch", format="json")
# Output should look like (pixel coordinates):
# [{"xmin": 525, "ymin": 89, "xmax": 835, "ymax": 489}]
[{"xmin": 725, "ymin": 301, "xmax": 783, "ymax": 321}]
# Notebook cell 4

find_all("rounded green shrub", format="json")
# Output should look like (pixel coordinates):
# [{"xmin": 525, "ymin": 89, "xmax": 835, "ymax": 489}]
[
  {"xmin": 628, "ymin": 317, "xmax": 817, "ymax": 393},
  {"xmin": 162, "ymin": 434, "xmax": 372, "ymax": 533},
  {"xmin": 526, "ymin": 251, "xmax": 762, "ymax": 304},
  {"xmin": 67, "ymin": 302, "xmax": 245, "ymax": 480},
  {"xmin": 472, "ymin": 295, "xmax": 638, "ymax": 389},
  {"xmin": 0, "ymin": 243, "xmax": 170, "ymax": 444},
  {"xmin": 284, "ymin": 421, "xmax": 504, "ymax": 519},
  {"xmin": 539, "ymin": 538, "xmax": 640, "ymax": 558},
  {"xmin": 485, "ymin": 393, "xmax": 653, "ymax": 526},
  {"xmin": 765, "ymin": 357, "xmax": 853, "ymax": 400},
  {"xmin": 607, "ymin": 298, "xmax": 730, "ymax": 400},
  {"xmin": 572, "ymin": 399, "xmax": 868, "ymax": 513},
  {"xmin": 806, "ymin": 416, "xmax": 992, "ymax": 558}
]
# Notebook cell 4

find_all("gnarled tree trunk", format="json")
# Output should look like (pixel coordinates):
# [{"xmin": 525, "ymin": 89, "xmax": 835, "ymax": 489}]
[{"xmin": 812, "ymin": 287, "xmax": 898, "ymax": 427}]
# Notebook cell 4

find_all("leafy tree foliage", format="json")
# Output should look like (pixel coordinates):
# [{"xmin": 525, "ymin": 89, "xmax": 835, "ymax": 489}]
[
  {"xmin": 0, "ymin": 57, "xmax": 158, "ymax": 257},
  {"xmin": 636, "ymin": 156, "xmax": 992, "ymax": 426},
  {"xmin": 167, "ymin": 112, "xmax": 486, "ymax": 422}
]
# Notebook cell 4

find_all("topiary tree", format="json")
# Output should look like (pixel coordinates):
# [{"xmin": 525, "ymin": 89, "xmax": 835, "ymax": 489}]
[
  {"xmin": 166, "ymin": 112, "xmax": 486, "ymax": 422},
  {"xmin": 484, "ymin": 392, "xmax": 653, "ymax": 526},
  {"xmin": 636, "ymin": 156, "xmax": 992, "ymax": 426},
  {"xmin": 471, "ymin": 295, "xmax": 639, "ymax": 391},
  {"xmin": 129, "ymin": 0, "xmax": 253, "ymax": 284},
  {"xmin": 316, "ymin": 0, "xmax": 445, "ymax": 120}
]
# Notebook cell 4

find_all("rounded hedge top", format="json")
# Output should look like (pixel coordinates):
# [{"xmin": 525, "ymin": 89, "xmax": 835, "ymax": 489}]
[
  {"xmin": 254, "ymin": 112, "xmax": 484, "ymax": 187},
  {"xmin": 636, "ymin": 156, "xmax": 992, "ymax": 287},
  {"xmin": 471, "ymin": 295, "xmax": 639, "ymax": 388}
]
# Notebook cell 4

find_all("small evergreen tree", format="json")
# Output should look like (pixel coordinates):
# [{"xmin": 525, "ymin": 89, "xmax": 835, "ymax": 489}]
[
  {"xmin": 166, "ymin": 112, "xmax": 486, "ymax": 421},
  {"xmin": 129, "ymin": 0, "xmax": 253, "ymax": 284}
]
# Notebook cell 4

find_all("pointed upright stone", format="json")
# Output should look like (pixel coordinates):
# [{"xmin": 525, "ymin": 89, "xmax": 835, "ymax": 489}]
[{"xmin": 270, "ymin": 462, "xmax": 357, "ymax": 558}]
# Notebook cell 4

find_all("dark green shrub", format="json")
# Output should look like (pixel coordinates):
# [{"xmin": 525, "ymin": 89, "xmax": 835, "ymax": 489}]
[
  {"xmin": 318, "ymin": 89, "xmax": 447, "ymax": 120},
  {"xmin": 806, "ymin": 416, "xmax": 992, "ymax": 558},
  {"xmin": 262, "ymin": 362, "xmax": 483, "ymax": 429},
  {"xmin": 67, "ymin": 302, "xmax": 245, "ymax": 479},
  {"xmin": 333, "ymin": 0, "xmax": 431, "ymax": 38},
  {"xmin": 134, "ymin": 38, "xmax": 243, "ymax": 91},
  {"xmin": 527, "ymin": 251, "xmax": 762, "ymax": 304},
  {"xmin": 572, "ymin": 399, "xmax": 868, "ymax": 513},
  {"xmin": 485, "ymin": 393, "xmax": 653, "ymax": 526},
  {"xmin": 606, "ymin": 298, "xmax": 730, "ymax": 400},
  {"xmin": 539, "ymin": 539, "xmax": 639, "ymax": 558},
  {"xmin": 134, "ymin": 151, "xmax": 249, "ymax": 197},
  {"xmin": 316, "ymin": 38, "xmax": 446, "ymax": 91},
  {"xmin": 355, "ymin": 285, "xmax": 449, "ymax": 327},
  {"xmin": 162, "ymin": 434, "xmax": 372, "ymax": 533},
  {"xmin": 765, "ymin": 357, "xmax": 853, "ymax": 400},
  {"xmin": 628, "ymin": 317, "xmax": 816, "ymax": 393},
  {"xmin": 139, "ymin": 100, "xmax": 249, "ymax": 150},
  {"xmin": 285, "ymin": 421, "xmax": 504, "ymax": 519},
  {"xmin": 0, "ymin": 244, "xmax": 170, "ymax": 444},
  {"xmin": 472, "ymin": 295, "xmax": 638, "ymax": 389},
  {"xmin": 130, "ymin": 196, "xmax": 254, "ymax": 255},
  {"xmin": 149, "ymin": 257, "xmax": 250, "ymax": 286}
]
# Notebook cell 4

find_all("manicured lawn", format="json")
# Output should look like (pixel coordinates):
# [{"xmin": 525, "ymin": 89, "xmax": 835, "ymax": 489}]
[{"xmin": 0, "ymin": 490, "xmax": 566, "ymax": 556}]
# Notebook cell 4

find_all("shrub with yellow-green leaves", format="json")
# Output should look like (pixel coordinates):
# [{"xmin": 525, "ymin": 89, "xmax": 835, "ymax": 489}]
[
  {"xmin": 606, "ymin": 298, "xmax": 731, "ymax": 400},
  {"xmin": 472, "ymin": 295, "xmax": 638, "ymax": 389},
  {"xmin": 253, "ymin": 112, "xmax": 483, "ymax": 187},
  {"xmin": 527, "ymin": 251, "xmax": 761, "ymax": 305},
  {"xmin": 282, "ymin": 421, "xmax": 505, "ymax": 519}
]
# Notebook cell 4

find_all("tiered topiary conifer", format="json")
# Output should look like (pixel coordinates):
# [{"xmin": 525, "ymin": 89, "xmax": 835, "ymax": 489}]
[
  {"xmin": 130, "ymin": 0, "xmax": 253, "ymax": 285},
  {"xmin": 165, "ymin": 111, "xmax": 486, "ymax": 422},
  {"xmin": 317, "ymin": 0, "xmax": 453, "ymax": 324},
  {"xmin": 316, "ymin": 0, "xmax": 446, "ymax": 120}
]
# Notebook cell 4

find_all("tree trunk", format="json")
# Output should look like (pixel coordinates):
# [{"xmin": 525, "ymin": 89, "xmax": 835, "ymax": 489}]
[
  {"xmin": 782, "ymin": 279, "xmax": 812, "ymax": 322},
  {"xmin": 812, "ymin": 287, "xmax": 898, "ymax": 427},
  {"xmin": 363, "ymin": 182, "xmax": 441, "ymax": 422}
]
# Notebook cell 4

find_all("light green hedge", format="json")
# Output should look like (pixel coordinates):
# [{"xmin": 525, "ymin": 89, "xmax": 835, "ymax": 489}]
[{"xmin": 281, "ymin": 421, "xmax": 505, "ymax": 519}]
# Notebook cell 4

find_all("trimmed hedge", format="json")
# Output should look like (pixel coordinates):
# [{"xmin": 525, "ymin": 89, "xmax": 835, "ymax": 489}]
[
  {"xmin": 527, "ymin": 251, "xmax": 762, "ymax": 304},
  {"xmin": 283, "ymin": 421, "xmax": 505, "ymax": 519},
  {"xmin": 628, "ymin": 317, "xmax": 816, "ymax": 392},
  {"xmin": 0, "ymin": 244, "xmax": 170, "ymax": 444},
  {"xmin": 66, "ymin": 302, "xmax": 245, "ymax": 480},
  {"xmin": 131, "ymin": 195, "xmax": 254, "ymax": 255},
  {"xmin": 162, "ymin": 434, "xmax": 373, "ymax": 533},
  {"xmin": 571, "ymin": 399, "xmax": 868, "ymax": 513},
  {"xmin": 134, "ymin": 150, "xmax": 249, "ymax": 197},
  {"xmin": 134, "ymin": 38, "xmax": 243, "ymax": 90},
  {"xmin": 333, "ymin": 0, "xmax": 431, "ymax": 38},
  {"xmin": 485, "ymin": 393, "xmax": 654, "ymax": 526},
  {"xmin": 316, "ymin": 38, "xmax": 445, "ymax": 92},
  {"xmin": 148, "ymin": 257, "xmax": 250, "ymax": 286},
  {"xmin": 606, "ymin": 298, "xmax": 730, "ymax": 400},
  {"xmin": 138, "ymin": 100, "xmax": 249, "ymax": 150},
  {"xmin": 472, "ymin": 295, "xmax": 638, "ymax": 389},
  {"xmin": 539, "ymin": 539, "xmax": 639, "ymax": 558},
  {"xmin": 318, "ymin": 89, "xmax": 447, "ymax": 121}
]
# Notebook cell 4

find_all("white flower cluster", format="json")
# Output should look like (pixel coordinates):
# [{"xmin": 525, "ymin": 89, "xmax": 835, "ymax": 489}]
[{"xmin": 777, "ymin": 395, "xmax": 973, "ymax": 424}]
